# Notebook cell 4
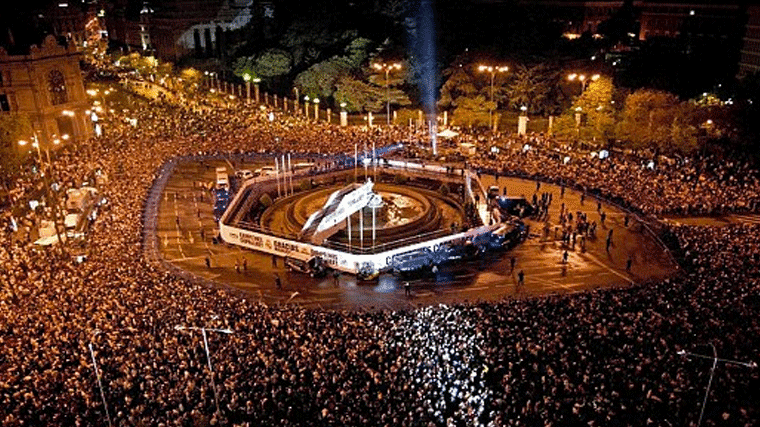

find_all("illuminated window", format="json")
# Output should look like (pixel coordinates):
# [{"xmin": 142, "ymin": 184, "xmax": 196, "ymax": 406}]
[{"xmin": 48, "ymin": 70, "xmax": 68, "ymax": 105}]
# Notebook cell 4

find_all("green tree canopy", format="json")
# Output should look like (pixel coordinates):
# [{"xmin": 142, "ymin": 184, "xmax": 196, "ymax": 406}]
[
  {"xmin": 554, "ymin": 76, "xmax": 616, "ymax": 145},
  {"xmin": 452, "ymin": 95, "xmax": 492, "ymax": 128},
  {"xmin": 254, "ymin": 49, "xmax": 292, "ymax": 78},
  {"xmin": 294, "ymin": 57, "xmax": 353, "ymax": 99},
  {"xmin": 438, "ymin": 63, "xmax": 478, "ymax": 109},
  {"xmin": 0, "ymin": 113, "xmax": 33, "ymax": 183},
  {"xmin": 333, "ymin": 75, "xmax": 384, "ymax": 112},
  {"xmin": 617, "ymin": 89, "xmax": 681, "ymax": 150},
  {"xmin": 504, "ymin": 64, "xmax": 561, "ymax": 115}
]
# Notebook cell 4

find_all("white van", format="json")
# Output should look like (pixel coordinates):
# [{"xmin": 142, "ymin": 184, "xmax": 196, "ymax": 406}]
[
  {"xmin": 235, "ymin": 169, "xmax": 254, "ymax": 180},
  {"xmin": 254, "ymin": 165, "xmax": 276, "ymax": 177}
]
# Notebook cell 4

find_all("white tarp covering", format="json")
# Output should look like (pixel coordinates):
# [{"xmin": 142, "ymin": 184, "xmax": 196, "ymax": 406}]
[
  {"xmin": 65, "ymin": 213, "xmax": 80, "ymax": 229},
  {"xmin": 437, "ymin": 129, "xmax": 459, "ymax": 138}
]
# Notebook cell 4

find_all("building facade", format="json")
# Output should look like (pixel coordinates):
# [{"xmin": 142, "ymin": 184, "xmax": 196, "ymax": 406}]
[
  {"xmin": 0, "ymin": 35, "xmax": 92, "ymax": 151},
  {"xmin": 738, "ymin": 5, "xmax": 760, "ymax": 77}
]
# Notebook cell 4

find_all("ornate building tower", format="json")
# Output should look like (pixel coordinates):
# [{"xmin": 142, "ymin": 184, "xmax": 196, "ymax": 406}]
[{"xmin": 0, "ymin": 35, "xmax": 92, "ymax": 150}]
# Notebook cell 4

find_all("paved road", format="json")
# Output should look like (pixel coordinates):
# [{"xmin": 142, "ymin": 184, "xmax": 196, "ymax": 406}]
[{"xmin": 156, "ymin": 160, "xmax": 678, "ymax": 310}]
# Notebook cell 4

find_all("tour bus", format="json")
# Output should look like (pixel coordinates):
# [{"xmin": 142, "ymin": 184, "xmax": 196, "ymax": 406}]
[
  {"xmin": 292, "ymin": 162, "xmax": 316, "ymax": 174},
  {"xmin": 215, "ymin": 167, "xmax": 229, "ymax": 188},
  {"xmin": 390, "ymin": 247, "xmax": 435, "ymax": 275}
]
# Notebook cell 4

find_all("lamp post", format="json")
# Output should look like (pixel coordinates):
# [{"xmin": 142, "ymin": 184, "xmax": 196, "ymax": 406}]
[
  {"xmin": 478, "ymin": 65, "xmax": 508, "ymax": 132},
  {"xmin": 243, "ymin": 73, "xmax": 251, "ymax": 102},
  {"xmin": 567, "ymin": 73, "xmax": 600, "ymax": 93},
  {"xmin": 175, "ymin": 325, "xmax": 234, "ymax": 421},
  {"xmin": 19, "ymin": 134, "xmax": 65, "ymax": 249},
  {"xmin": 372, "ymin": 62, "xmax": 402, "ymax": 126},
  {"xmin": 293, "ymin": 87, "xmax": 300, "ymax": 114},
  {"xmin": 340, "ymin": 102, "xmax": 348, "ymax": 126},
  {"xmin": 88, "ymin": 330, "xmax": 113, "ymax": 427},
  {"xmin": 253, "ymin": 77, "xmax": 261, "ymax": 103},
  {"xmin": 304, "ymin": 95, "xmax": 310, "ymax": 117},
  {"xmin": 518, "ymin": 105, "xmax": 528, "ymax": 136},
  {"xmin": 313, "ymin": 97, "xmax": 319, "ymax": 122},
  {"xmin": 678, "ymin": 345, "xmax": 756, "ymax": 427}
]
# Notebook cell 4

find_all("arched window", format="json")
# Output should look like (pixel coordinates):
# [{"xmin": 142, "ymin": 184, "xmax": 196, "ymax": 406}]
[{"xmin": 48, "ymin": 70, "xmax": 67, "ymax": 105}]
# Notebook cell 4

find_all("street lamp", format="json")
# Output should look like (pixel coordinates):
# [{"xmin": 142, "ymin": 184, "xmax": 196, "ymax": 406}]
[
  {"xmin": 678, "ymin": 346, "xmax": 756, "ymax": 427},
  {"xmin": 313, "ymin": 97, "xmax": 319, "ymax": 122},
  {"xmin": 568, "ymin": 73, "xmax": 600, "ymax": 92},
  {"xmin": 372, "ymin": 62, "xmax": 402, "ymax": 125},
  {"xmin": 19, "ymin": 134, "xmax": 66, "ymax": 249},
  {"xmin": 175, "ymin": 325, "xmax": 234, "ymax": 421},
  {"xmin": 243, "ymin": 73, "xmax": 251, "ymax": 102},
  {"xmin": 293, "ymin": 87, "xmax": 300, "ymax": 114},
  {"xmin": 88, "ymin": 330, "xmax": 113, "ymax": 427},
  {"xmin": 477, "ymin": 64, "xmax": 509, "ymax": 132},
  {"xmin": 304, "ymin": 95, "xmax": 310, "ymax": 117},
  {"xmin": 253, "ymin": 77, "xmax": 261, "ymax": 103},
  {"xmin": 340, "ymin": 102, "xmax": 348, "ymax": 126}
]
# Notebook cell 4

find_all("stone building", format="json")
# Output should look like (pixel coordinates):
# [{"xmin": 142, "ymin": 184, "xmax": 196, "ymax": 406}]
[
  {"xmin": 738, "ymin": 5, "xmax": 760, "ymax": 77},
  {"xmin": 0, "ymin": 35, "xmax": 92, "ymax": 151}
]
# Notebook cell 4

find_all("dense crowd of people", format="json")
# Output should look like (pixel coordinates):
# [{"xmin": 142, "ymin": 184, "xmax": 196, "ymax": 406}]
[{"xmin": 1, "ymin": 74, "xmax": 759, "ymax": 426}]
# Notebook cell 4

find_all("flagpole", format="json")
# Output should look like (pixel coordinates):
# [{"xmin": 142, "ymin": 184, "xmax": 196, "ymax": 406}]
[{"xmin": 275, "ymin": 157, "xmax": 281, "ymax": 198}]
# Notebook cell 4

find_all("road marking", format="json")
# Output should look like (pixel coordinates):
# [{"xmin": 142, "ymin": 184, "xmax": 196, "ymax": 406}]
[
  {"xmin": 449, "ymin": 285, "xmax": 490, "ymax": 293},
  {"xmin": 583, "ymin": 252, "xmax": 634, "ymax": 284}
]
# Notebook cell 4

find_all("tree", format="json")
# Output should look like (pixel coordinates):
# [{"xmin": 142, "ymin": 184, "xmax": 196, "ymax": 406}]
[
  {"xmin": 552, "ymin": 76, "xmax": 617, "ymax": 145},
  {"xmin": 367, "ymin": 64, "xmax": 411, "ymax": 112},
  {"xmin": 0, "ymin": 113, "xmax": 32, "ymax": 184},
  {"xmin": 574, "ymin": 76, "xmax": 617, "ymax": 145},
  {"xmin": 333, "ymin": 75, "xmax": 385, "ymax": 112},
  {"xmin": 438, "ymin": 62, "xmax": 478, "ymax": 110},
  {"xmin": 504, "ymin": 64, "xmax": 560, "ymax": 115},
  {"xmin": 344, "ymin": 38, "xmax": 373, "ymax": 68},
  {"xmin": 617, "ymin": 89, "xmax": 681, "ymax": 151},
  {"xmin": 294, "ymin": 57, "xmax": 353, "ymax": 100},
  {"xmin": 452, "ymin": 96, "xmax": 492, "ymax": 128},
  {"xmin": 254, "ymin": 49, "xmax": 292, "ymax": 78},
  {"xmin": 670, "ymin": 103, "xmax": 700, "ymax": 154}
]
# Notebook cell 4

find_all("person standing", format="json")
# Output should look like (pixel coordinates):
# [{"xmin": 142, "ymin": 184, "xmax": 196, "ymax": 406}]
[
  {"xmin": 404, "ymin": 281, "xmax": 411, "ymax": 297},
  {"xmin": 274, "ymin": 274, "xmax": 282, "ymax": 290},
  {"xmin": 517, "ymin": 270, "xmax": 525, "ymax": 287},
  {"xmin": 626, "ymin": 256, "xmax": 632, "ymax": 272},
  {"xmin": 510, "ymin": 257, "xmax": 516, "ymax": 273}
]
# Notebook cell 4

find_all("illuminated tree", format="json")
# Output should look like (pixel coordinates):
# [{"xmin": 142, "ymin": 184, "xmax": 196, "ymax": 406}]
[
  {"xmin": 0, "ymin": 113, "xmax": 32, "ymax": 184},
  {"xmin": 574, "ymin": 76, "xmax": 617, "ymax": 145},
  {"xmin": 452, "ymin": 96, "xmax": 492, "ymax": 128},
  {"xmin": 617, "ymin": 89, "xmax": 681, "ymax": 150}
]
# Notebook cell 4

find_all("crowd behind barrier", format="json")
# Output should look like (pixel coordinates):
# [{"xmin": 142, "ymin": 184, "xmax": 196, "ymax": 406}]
[{"xmin": 1, "ymin": 81, "xmax": 759, "ymax": 426}]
